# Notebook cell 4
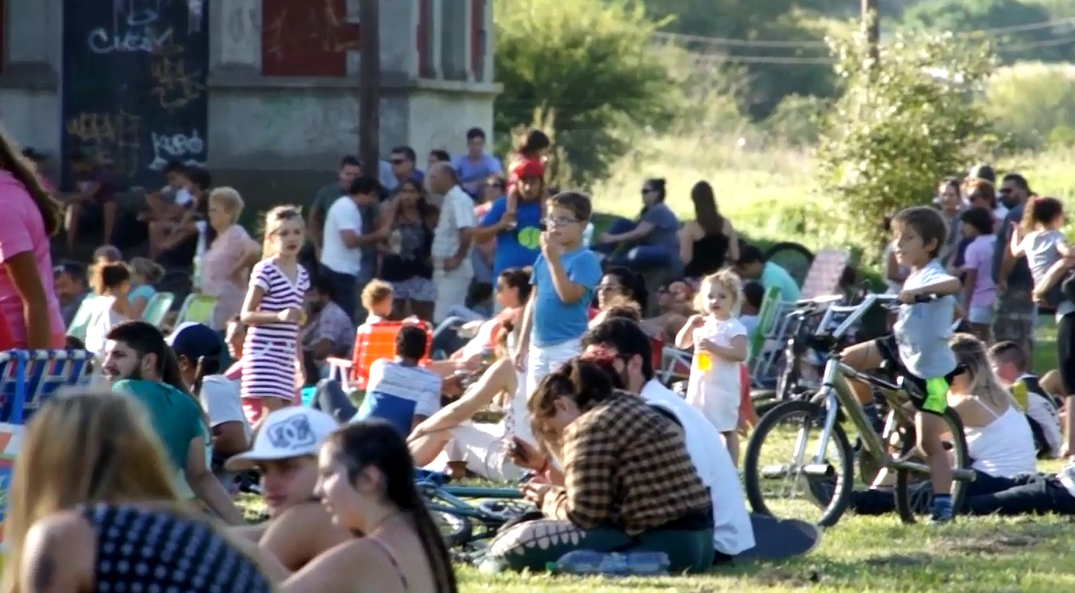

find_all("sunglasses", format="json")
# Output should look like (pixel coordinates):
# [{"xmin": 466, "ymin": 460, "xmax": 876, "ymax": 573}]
[{"xmin": 390, "ymin": 158, "xmax": 407, "ymax": 165}]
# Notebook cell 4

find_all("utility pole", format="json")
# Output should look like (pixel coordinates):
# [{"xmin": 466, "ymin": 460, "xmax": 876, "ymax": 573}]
[
  {"xmin": 359, "ymin": 0, "xmax": 381, "ymax": 174},
  {"xmin": 862, "ymin": 0, "xmax": 880, "ymax": 67}
]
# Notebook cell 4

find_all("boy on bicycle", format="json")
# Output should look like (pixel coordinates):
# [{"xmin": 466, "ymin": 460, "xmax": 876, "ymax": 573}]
[{"xmin": 842, "ymin": 206, "xmax": 962, "ymax": 523}]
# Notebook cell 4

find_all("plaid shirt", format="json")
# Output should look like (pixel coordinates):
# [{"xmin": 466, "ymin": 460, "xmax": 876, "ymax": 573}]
[
  {"xmin": 303, "ymin": 301, "xmax": 355, "ymax": 357},
  {"xmin": 541, "ymin": 392, "xmax": 710, "ymax": 535}
]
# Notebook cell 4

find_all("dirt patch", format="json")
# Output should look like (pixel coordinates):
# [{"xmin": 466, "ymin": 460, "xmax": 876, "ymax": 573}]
[
  {"xmin": 748, "ymin": 567, "xmax": 822, "ymax": 587},
  {"xmin": 864, "ymin": 553, "xmax": 933, "ymax": 568},
  {"xmin": 936, "ymin": 532, "xmax": 1045, "ymax": 555}
]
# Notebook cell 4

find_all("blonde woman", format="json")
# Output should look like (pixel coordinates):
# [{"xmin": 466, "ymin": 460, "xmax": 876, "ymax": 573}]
[
  {"xmin": 204, "ymin": 187, "xmax": 260, "ymax": 328},
  {"xmin": 1, "ymin": 392, "xmax": 274, "ymax": 593}
]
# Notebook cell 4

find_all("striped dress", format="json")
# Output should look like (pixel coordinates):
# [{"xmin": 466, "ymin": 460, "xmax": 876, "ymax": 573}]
[{"xmin": 240, "ymin": 259, "xmax": 310, "ymax": 415}]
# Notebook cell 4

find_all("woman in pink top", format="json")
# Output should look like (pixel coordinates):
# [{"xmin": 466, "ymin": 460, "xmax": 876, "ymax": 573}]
[
  {"xmin": 955, "ymin": 207, "xmax": 998, "ymax": 342},
  {"xmin": 0, "ymin": 132, "xmax": 66, "ymax": 349},
  {"xmin": 202, "ymin": 188, "xmax": 259, "ymax": 328}
]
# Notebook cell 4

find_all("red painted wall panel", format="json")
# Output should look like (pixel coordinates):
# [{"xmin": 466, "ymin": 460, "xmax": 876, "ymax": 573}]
[
  {"xmin": 470, "ymin": 0, "xmax": 484, "ymax": 80},
  {"xmin": 261, "ymin": 0, "xmax": 360, "ymax": 77},
  {"xmin": 417, "ymin": 0, "xmax": 429, "ymax": 76},
  {"xmin": 0, "ymin": 0, "xmax": 6, "ymax": 74}
]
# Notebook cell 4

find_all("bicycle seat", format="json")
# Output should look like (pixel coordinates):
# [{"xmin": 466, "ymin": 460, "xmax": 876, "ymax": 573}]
[{"xmin": 415, "ymin": 469, "xmax": 452, "ymax": 486}]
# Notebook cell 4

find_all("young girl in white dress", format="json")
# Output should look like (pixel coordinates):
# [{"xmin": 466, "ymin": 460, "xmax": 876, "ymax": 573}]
[{"xmin": 675, "ymin": 269, "xmax": 749, "ymax": 466}]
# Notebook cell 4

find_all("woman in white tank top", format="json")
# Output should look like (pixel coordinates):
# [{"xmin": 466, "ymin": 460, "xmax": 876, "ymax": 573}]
[{"xmin": 946, "ymin": 334, "xmax": 1037, "ymax": 478}]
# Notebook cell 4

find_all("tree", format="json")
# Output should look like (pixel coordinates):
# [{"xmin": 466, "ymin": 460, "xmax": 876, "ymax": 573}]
[
  {"xmin": 901, "ymin": 0, "xmax": 1073, "ymax": 64},
  {"xmin": 814, "ymin": 30, "xmax": 997, "ymax": 259},
  {"xmin": 493, "ymin": 0, "xmax": 678, "ymax": 184}
]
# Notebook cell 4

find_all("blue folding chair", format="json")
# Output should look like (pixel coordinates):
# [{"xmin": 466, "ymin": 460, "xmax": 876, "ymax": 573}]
[{"xmin": 0, "ymin": 350, "xmax": 95, "ymax": 424}]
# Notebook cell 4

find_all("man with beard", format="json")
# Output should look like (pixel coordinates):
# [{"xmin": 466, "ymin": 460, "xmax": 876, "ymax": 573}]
[
  {"xmin": 579, "ymin": 316, "xmax": 756, "ymax": 562},
  {"xmin": 992, "ymin": 173, "xmax": 1035, "ymax": 360},
  {"xmin": 101, "ymin": 320, "xmax": 244, "ymax": 524}
]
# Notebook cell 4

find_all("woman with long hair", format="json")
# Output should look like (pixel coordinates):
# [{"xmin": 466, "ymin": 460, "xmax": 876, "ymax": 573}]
[
  {"xmin": 0, "ymin": 127, "xmax": 66, "ymax": 349},
  {"xmin": 680, "ymin": 180, "xmax": 739, "ymax": 279},
  {"xmin": 1, "ymin": 392, "xmax": 274, "ymax": 593},
  {"xmin": 485, "ymin": 358, "xmax": 713, "ymax": 573},
  {"xmin": 265, "ymin": 420, "xmax": 458, "ymax": 593},
  {"xmin": 380, "ymin": 178, "xmax": 436, "ymax": 320}
]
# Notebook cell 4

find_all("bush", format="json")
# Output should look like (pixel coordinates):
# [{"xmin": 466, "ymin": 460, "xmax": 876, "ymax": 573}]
[
  {"xmin": 983, "ymin": 62, "xmax": 1075, "ymax": 151},
  {"xmin": 493, "ymin": 0, "xmax": 679, "ymax": 184},
  {"xmin": 814, "ymin": 30, "xmax": 998, "ymax": 261}
]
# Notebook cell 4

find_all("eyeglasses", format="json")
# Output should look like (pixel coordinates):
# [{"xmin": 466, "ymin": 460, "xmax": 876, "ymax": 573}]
[
  {"xmin": 543, "ymin": 216, "xmax": 579, "ymax": 227},
  {"xmin": 390, "ymin": 159, "xmax": 407, "ymax": 165},
  {"xmin": 641, "ymin": 188, "xmax": 656, "ymax": 194}
]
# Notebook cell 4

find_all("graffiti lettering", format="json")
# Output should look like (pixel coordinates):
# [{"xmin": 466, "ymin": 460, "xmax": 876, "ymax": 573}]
[
  {"xmin": 87, "ymin": 8, "xmax": 174, "ymax": 54},
  {"xmin": 150, "ymin": 44, "xmax": 205, "ymax": 112},
  {"xmin": 64, "ymin": 111, "xmax": 141, "ymax": 177},
  {"xmin": 149, "ymin": 130, "xmax": 206, "ymax": 172},
  {"xmin": 264, "ymin": 0, "xmax": 360, "ymax": 60}
]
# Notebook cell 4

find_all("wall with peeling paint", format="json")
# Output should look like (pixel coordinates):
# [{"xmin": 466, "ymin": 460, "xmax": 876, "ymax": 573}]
[{"xmin": 0, "ymin": 0, "xmax": 500, "ymax": 211}]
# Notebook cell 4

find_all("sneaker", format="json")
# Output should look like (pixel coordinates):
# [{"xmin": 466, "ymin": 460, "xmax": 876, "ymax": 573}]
[
  {"xmin": 802, "ymin": 475, "xmax": 836, "ymax": 509},
  {"xmin": 929, "ymin": 496, "xmax": 954, "ymax": 524}
]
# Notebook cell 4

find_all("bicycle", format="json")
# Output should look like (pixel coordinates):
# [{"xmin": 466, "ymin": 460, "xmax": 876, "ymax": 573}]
[
  {"xmin": 742, "ymin": 292, "xmax": 974, "ymax": 526},
  {"xmin": 416, "ymin": 471, "xmax": 533, "ymax": 561}
]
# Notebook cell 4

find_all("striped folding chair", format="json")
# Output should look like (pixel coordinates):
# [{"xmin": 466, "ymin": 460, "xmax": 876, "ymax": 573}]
[{"xmin": 0, "ymin": 349, "xmax": 96, "ymax": 424}]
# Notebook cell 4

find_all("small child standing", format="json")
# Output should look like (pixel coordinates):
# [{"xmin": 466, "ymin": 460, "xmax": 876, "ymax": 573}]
[
  {"xmin": 360, "ymin": 280, "xmax": 395, "ymax": 325},
  {"xmin": 515, "ymin": 191, "xmax": 603, "ymax": 398},
  {"xmin": 239, "ymin": 205, "xmax": 310, "ymax": 426},
  {"xmin": 955, "ymin": 207, "xmax": 997, "ymax": 341},
  {"xmin": 676, "ymin": 270, "xmax": 749, "ymax": 466},
  {"xmin": 84, "ymin": 262, "xmax": 132, "ymax": 356},
  {"xmin": 1010, "ymin": 197, "xmax": 1072, "ymax": 308}
]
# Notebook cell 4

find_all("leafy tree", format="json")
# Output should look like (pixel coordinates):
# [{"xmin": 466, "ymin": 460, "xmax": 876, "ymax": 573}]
[
  {"xmin": 901, "ymin": 0, "xmax": 1073, "ymax": 64},
  {"xmin": 814, "ymin": 29, "xmax": 998, "ymax": 259},
  {"xmin": 493, "ymin": 0, "xmax": 678, "ymax": 183}
]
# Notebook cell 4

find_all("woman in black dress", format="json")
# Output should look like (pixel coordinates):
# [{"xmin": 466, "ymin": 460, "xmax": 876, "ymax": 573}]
[{"xmin": 679, "ymin": 181, "xmax": 739, "ymax": 279}]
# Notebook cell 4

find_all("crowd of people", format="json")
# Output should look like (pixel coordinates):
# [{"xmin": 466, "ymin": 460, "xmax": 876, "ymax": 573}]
[{"xmin": 2, "ymin": 113, "xmax": 1075, "ymax": 589}]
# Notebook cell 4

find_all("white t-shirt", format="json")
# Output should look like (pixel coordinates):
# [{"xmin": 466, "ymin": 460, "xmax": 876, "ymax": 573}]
[
  {"xmin": 431, "ymin": 185, "xmax": 478, "ymax": 262},
  {"xmin": 640, "ymin": 380, "xmax": 755, "ymax": 556},
  {"xmin": 84, "ymin": 296, "xmax": 126, "ymax": 356},
  {"xmin": 320, "ymin": 196, "xmax": 364, "ymax": 275},
  {"xmin": 685, "ymin": 317, "xmax": 748, "ymax": 432},
  {"xmin": 199, "ymin": 375, "xmax": 252, "ymax": 440}
]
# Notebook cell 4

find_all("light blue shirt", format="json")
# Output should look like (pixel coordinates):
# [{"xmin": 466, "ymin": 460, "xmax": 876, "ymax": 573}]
[
  {"xmin": 893, "ymin": 260, "xmax": 957, "ymax": 380},
  {"xmin": 530, "ymin": 247, "xmax": 603, "ymax": 347},
  {"xmin": 453, "ymin": 153, "xmax": 503, "ymax": 186},
  {"xmin": 761, "ymin": 262, "xmax": 800, "ymax": 303}
]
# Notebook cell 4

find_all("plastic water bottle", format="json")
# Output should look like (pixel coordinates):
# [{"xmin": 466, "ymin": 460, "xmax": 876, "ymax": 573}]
[
  {"xmin": 552, "ymin": 550, "xmax": 670, "ymax": 576},
  {"xmin": 582, "ymin": 222, "xmax": 595, "ymax": 247},
  {"xmin": 192, "ymin": 221, "xmax": 207, "ymax": 292}
]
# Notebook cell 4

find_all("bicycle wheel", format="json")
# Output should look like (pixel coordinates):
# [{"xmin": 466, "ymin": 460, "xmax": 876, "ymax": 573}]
[
  {"xmin": 423, "ymin": 491, "xmax": 474, "ymax": 546},
  {"xmin": 894, "ymin": 407, "xmax": 970, "ymax": 524},
  {"xmin": 763, "ymin": 242, "xmax": 814, "ymax": 287},
  {"xmin": 743, "ymin": 399, "xmax": 855, "ymax": 527}
]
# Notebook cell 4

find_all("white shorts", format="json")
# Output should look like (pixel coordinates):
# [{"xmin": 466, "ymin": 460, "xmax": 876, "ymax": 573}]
[
  {"xmin": 968, "ymin": 305, "xmax": 995, "ymax": 325},
  {"xmin": 525, "ymin": 338, "xmax": 582, "ymax": 402},
  {"xmin": 426, "ymin": 422, "xmax": 527, "ymax": 482},
  {"xmin": 433, "ymin": 262, "xmax": 474, "ymax": 324}
]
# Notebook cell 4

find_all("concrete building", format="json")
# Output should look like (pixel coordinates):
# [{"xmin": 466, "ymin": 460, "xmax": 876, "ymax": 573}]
[{"xmin": 0, "ymin": 0, "xmax": 500, "ymax": 205}]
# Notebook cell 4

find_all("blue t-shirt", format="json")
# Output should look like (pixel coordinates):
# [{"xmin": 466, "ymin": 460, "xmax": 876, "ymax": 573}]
[
  {"xmin": 530, "ymin": 247, "xmax": 603, "ymax": 347},
  {"xmin": 453, "ymin": 154, "xmax": 503, "ymax": 196},
  {"xmin": 480, "ymin": 197, "xmax": 542, "ymax": 277},
  {"xmin": 761, "ymin": 262, "xmax": 801, "ymax": 303}
]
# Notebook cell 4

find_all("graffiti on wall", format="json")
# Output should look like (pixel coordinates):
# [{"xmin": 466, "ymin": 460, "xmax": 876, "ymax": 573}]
[{"xmin": 61, "ymin": 0, "xmax": 209, "ymax": 189}]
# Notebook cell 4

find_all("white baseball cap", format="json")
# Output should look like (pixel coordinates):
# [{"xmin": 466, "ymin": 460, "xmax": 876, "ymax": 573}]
[{"xmin": 225, "ymin": 407, "xmax": 338, "ymax": 471}]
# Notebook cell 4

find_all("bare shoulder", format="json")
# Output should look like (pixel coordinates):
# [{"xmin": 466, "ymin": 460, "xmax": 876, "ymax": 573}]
[
  {"xmin": 681, "ymin": 219, "xmax": 702, "ymax": 237},
  {"xmin": 22, "ymin": 511, "xmax": 96, "ymax": 592}
]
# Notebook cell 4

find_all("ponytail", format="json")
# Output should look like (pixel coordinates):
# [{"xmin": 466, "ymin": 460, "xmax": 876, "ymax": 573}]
[{"xmin": 406, "ymin": 497, "xmax": 460, "ymax": 593}]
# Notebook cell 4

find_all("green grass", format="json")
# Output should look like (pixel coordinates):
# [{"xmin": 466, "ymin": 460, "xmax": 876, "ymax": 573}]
[{"xmin": 233, "ymin": 325, "xmax": 1071, "ymax": 592}]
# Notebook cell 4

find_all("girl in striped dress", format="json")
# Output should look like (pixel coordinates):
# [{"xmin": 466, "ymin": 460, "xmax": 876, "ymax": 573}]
[{"xmin": 239, "ymin": 205, "xmax": 310, "ymax": 425}]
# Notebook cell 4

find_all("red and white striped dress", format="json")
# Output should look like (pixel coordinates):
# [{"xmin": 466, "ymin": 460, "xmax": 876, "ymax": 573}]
[{"xmin": 240, "ymin": 259, "xmax": 309, "ymax": 422}]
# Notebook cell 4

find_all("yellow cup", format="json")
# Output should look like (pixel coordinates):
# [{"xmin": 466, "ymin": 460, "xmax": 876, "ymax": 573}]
[{"xmin": 696, "ymin": 352, "xmax": 712, "ymax": 371}]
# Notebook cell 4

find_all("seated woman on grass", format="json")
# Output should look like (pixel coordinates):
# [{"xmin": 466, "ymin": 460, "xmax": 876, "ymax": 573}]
[
  {"xmin": 483, "ymin": 358, "xmax": 714, "ymax": 574},
  {"xmin": 256, "ymin": 420, "xmax": 459, "ymax": 593},
  {"xmin": 229, "ymin": 407, "xmax": 352, "ymax": 572},
  {"xmin": 408, "ymin": 322, "xmax": 532, "ymax": 481}
]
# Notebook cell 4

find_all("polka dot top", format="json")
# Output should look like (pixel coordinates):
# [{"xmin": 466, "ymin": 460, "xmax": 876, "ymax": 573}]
[{"xmin": 81, "ymin": 504, "xmax": 273, "ymax": 593}]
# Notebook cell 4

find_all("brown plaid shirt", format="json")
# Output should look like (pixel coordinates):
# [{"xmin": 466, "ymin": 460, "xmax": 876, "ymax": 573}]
[{"xmin": 540, "ymin": 391, "xmax": 710, "ymax": 535}]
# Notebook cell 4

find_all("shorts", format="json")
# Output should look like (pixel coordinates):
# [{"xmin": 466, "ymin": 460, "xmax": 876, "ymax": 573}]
[
  {"xmin": 874, "ymin": 335, "xmax": 952, "ymax": 416},
  {"xmin": 392, "ymin": 277, "xmax": 437, "ymax": 302},
  {"xmin": 967, "ymin": 305, "xmax": 994, "ymax": 325}
]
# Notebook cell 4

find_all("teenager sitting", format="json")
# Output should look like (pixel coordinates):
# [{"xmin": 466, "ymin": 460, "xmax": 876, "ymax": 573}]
[
  {"xmin": 484, "ymin": 358, "xmax": 714, "ymax": 573},
  {"xmin": 988, "ymin": 340, "xmax": 1062, "ymax": 458}
]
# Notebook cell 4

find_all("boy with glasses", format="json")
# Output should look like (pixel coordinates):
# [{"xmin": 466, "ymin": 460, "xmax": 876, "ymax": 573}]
[{"xmin": 514, "ymin": 191, "xmax": 603, "ymax": 396}]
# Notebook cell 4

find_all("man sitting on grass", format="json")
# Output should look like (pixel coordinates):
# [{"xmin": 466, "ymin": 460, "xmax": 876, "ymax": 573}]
[{"xmin": 735, "ymin": 244, "xmax": 800, "ymax": 303}]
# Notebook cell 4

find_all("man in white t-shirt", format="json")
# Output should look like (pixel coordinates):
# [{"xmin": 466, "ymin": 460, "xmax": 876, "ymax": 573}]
[
  {"xmin": 427, "ymin": 162, "xmax": 477, "ymax": 323},
  {"xmin": 320, "ymin": 175, "xmax": 385, "ymax": 320},
  {"xmin": 583, "ymin": 316, "xmax": 756, "ymax": 562},
  {"xmin": 167, "ymin": 322, "xmax": 252, "ymax": 488}
]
